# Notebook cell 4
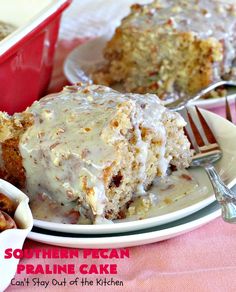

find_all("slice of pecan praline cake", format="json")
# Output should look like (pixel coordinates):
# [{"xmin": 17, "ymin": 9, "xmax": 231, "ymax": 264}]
[
  {"xmin": 93, "ymin": 0, "xmax": 236, "ymax": 100},
  {"xmin": 0, "ymin": 84, "xmax": 192, "ymax": 223}
]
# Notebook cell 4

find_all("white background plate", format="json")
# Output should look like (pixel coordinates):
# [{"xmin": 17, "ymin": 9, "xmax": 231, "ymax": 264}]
[
  {"xmin": 29, "ymin": 201, "xmax": 221, "ymax": 249},
  {"xmin": 63, "ymin": 35, "xmax": 236, "ymax": 110},
  {"xmin": 33, "ymin": 109, "xmax": 236, "ymax": 234}
]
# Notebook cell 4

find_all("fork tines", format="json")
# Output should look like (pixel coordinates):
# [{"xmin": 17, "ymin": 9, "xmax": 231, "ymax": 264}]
[
  {"xmin": 225, "ymin": 96, "xmax": 236, "ymax": 123},
  {"xmin": 185, "ymin": 107, "xmax": 220, "ymax": 154},
  {"xmin": 225, "ymin": 97, "xmax": 233, "ymax": 122}
]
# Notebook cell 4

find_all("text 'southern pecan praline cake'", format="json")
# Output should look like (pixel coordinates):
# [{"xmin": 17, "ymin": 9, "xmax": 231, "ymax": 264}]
[
  {"xmin": 0, "ymin": 84, "xmax": 192, "ymax": 223},
  {"xmin": 93, "ymin": 0, "xmax": 236, "ymax": 99}
]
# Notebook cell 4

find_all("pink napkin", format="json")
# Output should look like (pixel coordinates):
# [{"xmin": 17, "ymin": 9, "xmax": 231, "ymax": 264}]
[
  {"xmin": 6, "ymin": 219, "xmax": 236, "ymax": 291},
  {"xmin": 5, "ymin": 18, "xmax": 236, "ymax": 292}
]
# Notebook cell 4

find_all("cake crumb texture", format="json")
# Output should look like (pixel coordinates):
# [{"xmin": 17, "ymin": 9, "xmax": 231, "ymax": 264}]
[{"xmin": 93, "ymin": 0, "xmax": 236, "ymax": 99}]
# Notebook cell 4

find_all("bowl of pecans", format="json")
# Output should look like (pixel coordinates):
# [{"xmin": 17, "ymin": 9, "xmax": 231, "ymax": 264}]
[{"xmin": 0, "ymin": 179, "xmax": 33, "ymax": 291}]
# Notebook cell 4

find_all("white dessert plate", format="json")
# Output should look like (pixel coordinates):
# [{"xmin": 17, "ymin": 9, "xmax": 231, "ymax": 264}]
[
  {"xmin": 64, "ymin": 35, "xmax": 236, "ymax": 110},
  {"xmin": 29, "ymin": 201, "xmax": 221, "ymax": 248},
  {"xmin": 33, "ymin": 109, "xmax": 236, "ymax": 234}
]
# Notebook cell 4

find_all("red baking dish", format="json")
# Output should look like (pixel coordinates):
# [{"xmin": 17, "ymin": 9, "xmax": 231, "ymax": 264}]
[{"xmin": 0, "ymin": 0, "xmax": 72, "ymax": 114}]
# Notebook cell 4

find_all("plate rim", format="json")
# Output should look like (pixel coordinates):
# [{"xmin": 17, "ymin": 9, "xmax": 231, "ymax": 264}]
[{"xmin": 29, "ymin": 202, "xmax": 221, "ymax": 248}]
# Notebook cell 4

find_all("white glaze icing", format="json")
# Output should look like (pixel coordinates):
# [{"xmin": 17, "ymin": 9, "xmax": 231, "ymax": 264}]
[{"xmin": 19, "ymin": 84, "xmax": 186, "ymax": 222}]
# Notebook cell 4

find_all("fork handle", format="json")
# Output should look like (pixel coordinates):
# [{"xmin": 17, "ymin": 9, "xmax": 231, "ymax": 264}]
[{"xmin": 204, "ymin": 164, "xmax": 236, "ymax": 223}]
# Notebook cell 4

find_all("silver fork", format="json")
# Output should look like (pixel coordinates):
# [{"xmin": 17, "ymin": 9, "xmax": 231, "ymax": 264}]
[
  {"xmin": 225, "ymin": 96, "xmax": 236, "ymax": 123},
  {"xmin": 167, "ymin": 80, "xmax": 236, "ymax": 111},
  {"xmin": 185, "ymin": 106, "xmax": 236, "ymax": 223}
]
